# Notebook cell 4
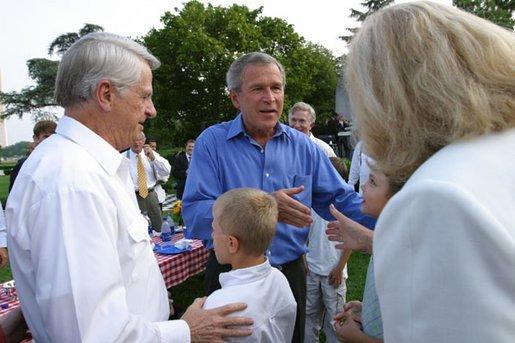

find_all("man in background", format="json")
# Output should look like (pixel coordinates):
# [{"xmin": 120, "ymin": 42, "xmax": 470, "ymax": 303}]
[
  {"xmin": 145, "ymin": 136, "xmax": 167, "ymax": 210},
  {"xmin": 288, "ymin": 102, "xmax": 336, "ymax": 158},
  {"xmin": 172, "ymin": 139, "xmax": 195, "ymax": 199},
  {"xmin": 126, "ymin": 132, "xmax": 171, "ymax": 231}
]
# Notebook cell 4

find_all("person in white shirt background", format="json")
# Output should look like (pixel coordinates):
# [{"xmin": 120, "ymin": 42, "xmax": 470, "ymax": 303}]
[
  {"xmin": 328, "ymin": 2, "xmax": 515, "ymax": 342},
  {"xmin": 6, "ymin": 31, "xmax": 252, "ymax": 342},
  {"xmin": 348, "ymin": 141, "xmax": 372, "ymax": 195},
  {"xmin": 145, "ymin": 136, "xmax": 168, "ymax": 210},
  {"xmin": 126, "ymin": 131, "xmax": 171, "ymax": 231},
  {"xmin": 288, "ymin": 102, "xmax": 351, "ymax": 342},
  {"xmin": 203, "ymin": 188, "xmax": 297, "ymax": 342}
]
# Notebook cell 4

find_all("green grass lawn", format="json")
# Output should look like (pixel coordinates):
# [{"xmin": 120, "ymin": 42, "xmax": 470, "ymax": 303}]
[{"xmin": 0, "ymin": 174, "xmax": 10, "ymax": 207}]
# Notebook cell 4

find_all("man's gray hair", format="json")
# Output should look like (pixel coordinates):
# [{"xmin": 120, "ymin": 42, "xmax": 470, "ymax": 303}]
[
  {"xmin": 288, "ymin": 102, "xmax": 316, "ymax": 123},
  {"xmin": 55, "ymin": 32, "xmax": 161, "ymax": 107},
  {"xmin": 226, "ymin": 52, "xmax": 286, "ymax": 92}
]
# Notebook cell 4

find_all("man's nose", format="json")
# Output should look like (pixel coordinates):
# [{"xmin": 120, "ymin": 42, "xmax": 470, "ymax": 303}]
[
  {"xmin": 262, "ymin": 88, "xmax": 275, "ymax": 103},
  {"xmin": 146, "ymin": 99, "xmax": 157, "ymax": 118}
]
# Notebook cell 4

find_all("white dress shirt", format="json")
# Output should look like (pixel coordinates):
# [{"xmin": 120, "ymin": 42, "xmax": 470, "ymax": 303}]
[
  {"xmin": 309, "ymin": 133, "xmax": 337, "ymax": 158},
  {"xmin": 203, "ymin": 259, "xmax": 297, "ymax": 342},
  {"xmin": 307, "ymin": 211, "xmax": 348, "ymax": 278},
  {"xmin": 6, "ymin": 116, "xmax": 190, "ymax": 342},
  {"xmin": 348, "ymin": 141, "xmax": 372, "ymax": 194},
  {"xmin": 374, "ymin": 128, "xmax": 515, "ymax": 342},
  {"xmin": 127, "ymin": 149, "xmax": 171, "ymax": 192}
]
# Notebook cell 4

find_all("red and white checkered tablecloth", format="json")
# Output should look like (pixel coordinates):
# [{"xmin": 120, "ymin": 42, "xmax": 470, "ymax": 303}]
[
  {"xmin": 0, "ymin": 233, "xmax": 208, "ymax": 317},
  {"xmin": 0, "ymin": 288, "xmax": 19, "ymax": 317},
  {"xmin": 152, "ymin": 233, "xmax": 209, "ymax": 288}
]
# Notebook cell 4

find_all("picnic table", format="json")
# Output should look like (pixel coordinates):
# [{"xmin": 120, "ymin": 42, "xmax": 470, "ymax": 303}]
[
  {"xmin": 0, "ymin": 233, "xmax": 208, "ymax": 317},
  {"xmin": 152, "ymin": 232, "xmax": 209, "ymax": 288}
]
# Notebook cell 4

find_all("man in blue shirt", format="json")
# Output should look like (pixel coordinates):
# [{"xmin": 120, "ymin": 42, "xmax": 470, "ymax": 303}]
[{"xmin": 183, "ymin": 52, "xmax": 375, "ymax": 343}]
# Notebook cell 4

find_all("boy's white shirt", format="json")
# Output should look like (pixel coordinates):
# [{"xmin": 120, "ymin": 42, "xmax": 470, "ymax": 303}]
[{"xmin": 203, "ymin": 259, "xmax": 297, "ymax": 343}]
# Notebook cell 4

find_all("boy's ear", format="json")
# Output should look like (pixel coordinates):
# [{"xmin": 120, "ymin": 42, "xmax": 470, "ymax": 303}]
[{"xmin": 228, "ymin": 235, "xmax": 239, "ymax": 254}]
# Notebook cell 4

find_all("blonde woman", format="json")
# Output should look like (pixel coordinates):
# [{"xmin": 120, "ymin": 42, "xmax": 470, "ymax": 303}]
[{"xmin": 341, "ymin": 1, "xmax": 514, "ymax": 342}]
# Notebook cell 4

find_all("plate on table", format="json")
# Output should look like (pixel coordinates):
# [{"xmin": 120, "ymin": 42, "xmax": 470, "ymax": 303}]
[{"xmin": 153, "ymin": 243, "xmax": 192, "ymax": 255}]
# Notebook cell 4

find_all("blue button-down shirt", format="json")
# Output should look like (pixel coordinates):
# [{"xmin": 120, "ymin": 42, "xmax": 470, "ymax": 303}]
[{"xmin": 183, "ymin": 114, "xmax": 375, "ymax": 265}]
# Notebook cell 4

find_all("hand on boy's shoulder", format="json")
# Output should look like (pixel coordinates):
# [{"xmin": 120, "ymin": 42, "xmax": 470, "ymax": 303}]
[{"xmin": 182, "ymin": 297, "xmax": 253, "ymax": 342}]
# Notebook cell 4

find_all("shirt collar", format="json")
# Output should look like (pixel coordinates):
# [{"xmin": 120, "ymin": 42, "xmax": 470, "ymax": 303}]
[
  {"xmin": 219, "ymin": 259, "xmax": 272, "ymax": 287},
  {"xmin": 56, "ymin": 115, "xmax": 124, "ymax": 176},
  {"xmin": 226, "ymin": 113, "xmax": 292, "ymax": 141},
  {"xmin": 128, "ymin": 149, "xmax": 143, "ymax": 159}
]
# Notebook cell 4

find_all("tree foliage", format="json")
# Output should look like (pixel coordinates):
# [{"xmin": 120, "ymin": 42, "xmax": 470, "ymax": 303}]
[
  {"xmin": 0, "ymin": 141, "xmax": 30, "ymax": 158},
  {"xmin": 454, "ymin": 0, "xmax": 514, "ymax": 29},
  {"xmin": 341, "ymin": 0, "xmax": 394, "ymax": 43},
  {"xmin": 142, "ymin": 1, "xmax": 339, "ymax": 146},
  {"xmin": 0, "ymin": 24, "xmax": 103, "ymax": 120}
]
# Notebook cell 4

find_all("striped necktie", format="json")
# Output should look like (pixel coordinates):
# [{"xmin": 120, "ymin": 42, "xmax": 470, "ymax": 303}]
[{"xmin": 137, "ymin": 154, "xmax": 148, "ymax": 198}]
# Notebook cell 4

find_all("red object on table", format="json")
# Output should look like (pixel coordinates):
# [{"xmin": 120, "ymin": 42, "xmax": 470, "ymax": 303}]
[{"xmin": 0, "ymin": 234, "xmax": 208, "ymax": 317}]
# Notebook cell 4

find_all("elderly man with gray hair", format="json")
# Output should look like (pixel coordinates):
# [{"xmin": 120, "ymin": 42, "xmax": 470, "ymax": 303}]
[
  {"xmin": 288, "ymin": 102, "xmax": 336, "ymax": 158},
  {"xmin": 6, "ymin": 32, "xmax": 252, "ymax": 342}
]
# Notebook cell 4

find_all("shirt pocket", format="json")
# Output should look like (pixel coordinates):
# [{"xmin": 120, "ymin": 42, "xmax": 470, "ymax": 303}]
[
  {"xmin": 126, "ymin": 215, "xmax": 151, "ymax": 244},
  {"xmin": 289, "ymin": 174, "xmax": 312, "ymax": 208}
]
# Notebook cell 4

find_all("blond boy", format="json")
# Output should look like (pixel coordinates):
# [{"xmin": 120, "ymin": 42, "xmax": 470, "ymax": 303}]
[{"xmin": 203, "ymin": 188, "xmax": 296, "ymax": 342}]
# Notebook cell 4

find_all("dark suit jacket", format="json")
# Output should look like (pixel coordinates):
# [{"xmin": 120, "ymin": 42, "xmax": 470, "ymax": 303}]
[
  {"xmin": 9, "ymin": 157, "xmax": 28, "ymax": 193},
  {"xmin": 172, "ymin": 152, "xmax": 189, "ymax": 199}
]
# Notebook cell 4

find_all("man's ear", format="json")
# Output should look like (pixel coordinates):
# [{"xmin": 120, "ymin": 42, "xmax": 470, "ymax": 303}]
[
  {"xmin": 95, "ymin": 79, "xmax": 115, "ymax": 112},
  {"xmin": 229, "ymin": 90, "xmax": 241, "ymax": 110},
  {"xmin": 228, "ymin": 235, "xmax": 239, "ymax": 254}
]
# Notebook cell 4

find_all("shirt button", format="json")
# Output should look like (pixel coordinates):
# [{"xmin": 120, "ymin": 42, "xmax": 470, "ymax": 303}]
[
  {"xmin": 260, "ymin": 149, "xmax": 264, "ymax": 153},
  {"xmin": 265, "ymin": 173, "xmax": 270, "ymax": 177}
]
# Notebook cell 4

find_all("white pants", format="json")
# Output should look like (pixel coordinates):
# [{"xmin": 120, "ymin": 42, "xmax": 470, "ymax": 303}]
[{"xmin": 305, "ymin": 272, "xmax": 346, "ymax": 343}]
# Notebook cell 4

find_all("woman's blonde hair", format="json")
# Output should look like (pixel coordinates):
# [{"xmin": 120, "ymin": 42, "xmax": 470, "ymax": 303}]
[{"xmin": 346, "ymin": 1, "xmax": 515, "ymax": 183}]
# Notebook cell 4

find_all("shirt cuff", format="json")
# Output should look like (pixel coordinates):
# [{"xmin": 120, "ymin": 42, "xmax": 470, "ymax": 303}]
[{"xmin": 155, "ymin": 319, "xmax": 190, "ymax": 343}]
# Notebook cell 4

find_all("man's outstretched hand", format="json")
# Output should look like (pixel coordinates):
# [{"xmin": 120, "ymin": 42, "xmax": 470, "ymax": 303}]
[{"xmin": 271, "ymin": 186, "xmax": 312, "ymax": 228}]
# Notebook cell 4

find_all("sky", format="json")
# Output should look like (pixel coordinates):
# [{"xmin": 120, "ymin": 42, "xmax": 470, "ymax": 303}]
[{"xmin": 0, "ymin": 0, "xmax": 451, "ymax": 144}]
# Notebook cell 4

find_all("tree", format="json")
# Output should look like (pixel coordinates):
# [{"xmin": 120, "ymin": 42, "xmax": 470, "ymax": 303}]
[
  {"xmin": 143, "ymin": 1, "xmax": 339, "ymax": 146},
  {"xmin": 341, "ymin": 0, "xmax": 394, "ymax": 43},
  {"xmin": 0, "ymin": 24, "xmax": 103, "ymax": 120},
  {"xmin": 454, "ymin": 0, "xmax": 514, "ymax": 29},
  {"xmin": 0, "ymin": 141, "xmax": 30, "ymax": 158}
]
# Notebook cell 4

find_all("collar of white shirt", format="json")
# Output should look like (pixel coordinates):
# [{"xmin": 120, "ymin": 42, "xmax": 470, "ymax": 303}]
[
  {"xmin": 56, "ymin": 115, "xmax": 124, "ymax": 176},
  {"xmin": 219, "ymin": 259, "xmax": 272, "ymax": 287}
]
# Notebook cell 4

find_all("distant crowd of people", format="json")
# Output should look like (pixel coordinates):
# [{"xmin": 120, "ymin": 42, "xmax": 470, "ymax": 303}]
[{"xmin": 2, "ymin": 1, "xmax": 514, "ymax": 342}]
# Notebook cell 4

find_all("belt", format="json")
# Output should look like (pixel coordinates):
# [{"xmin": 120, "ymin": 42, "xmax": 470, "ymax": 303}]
[
  {"xmin": 135, "ymin": 187, "xmax": 155, "ymax": 194},
  {"xmin": 273, "ymin": 256, "xmax": 303, "ymax": 271}
]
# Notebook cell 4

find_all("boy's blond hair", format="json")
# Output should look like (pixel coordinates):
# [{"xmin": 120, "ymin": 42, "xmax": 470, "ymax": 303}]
[{"xmin": 214, "ymin": 188, "xmax": 278, "ymax": 256}]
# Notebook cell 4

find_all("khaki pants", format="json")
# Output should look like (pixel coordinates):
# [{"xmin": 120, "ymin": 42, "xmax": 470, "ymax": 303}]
[{"xmin": 136, "ymin": 190, "xmax": 163, "ymax": 232}]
